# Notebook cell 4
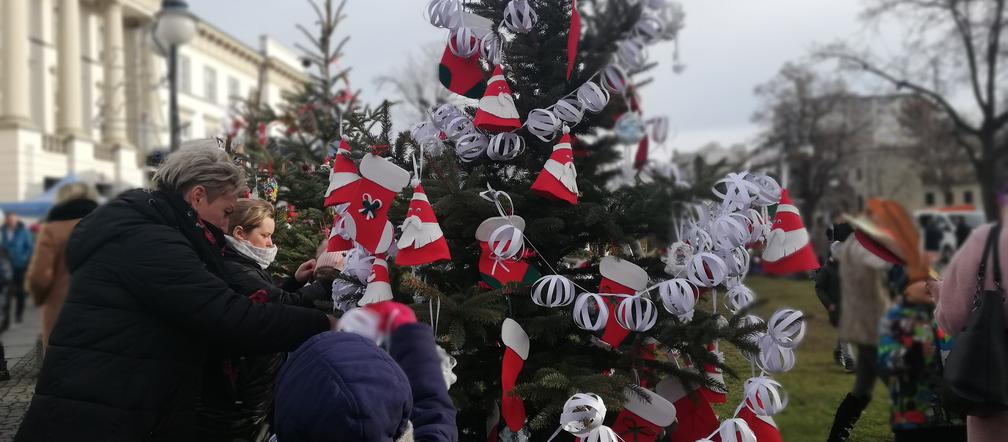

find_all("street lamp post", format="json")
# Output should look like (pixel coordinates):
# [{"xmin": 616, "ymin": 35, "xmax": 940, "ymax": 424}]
[{"xmin": 152, "ymin": 0, "xmax": 196, "ymax": 152}]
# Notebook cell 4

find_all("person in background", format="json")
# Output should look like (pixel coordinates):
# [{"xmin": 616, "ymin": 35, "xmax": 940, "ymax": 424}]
[
  {"xmin": 1, "ymin": 211, "xmax": 33, "ymax": 330},
  {"xmin": 196, "ymin": 198, "xmax": 334, "ymax": 441},
  {"xmin": 924, "ymin": 218, "xmax": 944, "ymax": 265},
  {"xmin": 815, "ymin": 217, "xmax": 855, "ymax": 372},
  {"xmin": 24, "ymin": 183, "xmax": 98, "ymax": 355},
  {"xmin": 273, "ymin": 301, "xmax": 457, "ymax": 442},
  {"xmin": 15, "ymin": 143, "xmax": 338, "ymax": 441},
  {"xmin": 955, "ymin": 217, "xmax": 972, "ymax": 249}
]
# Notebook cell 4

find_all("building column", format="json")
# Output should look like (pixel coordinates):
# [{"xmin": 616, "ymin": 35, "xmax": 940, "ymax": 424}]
[
  {"xmin": 1, "ymin": 0, "xmax": 32, "ymax": 127},
  {"xmin": 102, "ymin": 0, "xmax": 131, "ymax": 147},
  {"xmin": 57, "ymin": 0, "xmax": 87, "ymax": 138}
]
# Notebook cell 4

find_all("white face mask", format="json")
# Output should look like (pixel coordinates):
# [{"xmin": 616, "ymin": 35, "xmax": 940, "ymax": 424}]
[{"xmin": 226, "ymin": 236, "xmax": 278, "ymax": 270}]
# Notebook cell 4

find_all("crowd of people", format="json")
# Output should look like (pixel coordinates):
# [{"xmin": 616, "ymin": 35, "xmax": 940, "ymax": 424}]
[{"xmin": 1, "ymin": 143, "xmax": 456, "ymax": 442}]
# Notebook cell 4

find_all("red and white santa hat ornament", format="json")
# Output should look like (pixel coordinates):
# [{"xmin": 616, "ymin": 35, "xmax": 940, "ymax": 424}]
[
  {"xmin": 473, "ymin": 65, "xmax": 521, "ymax": 133},
  {"xmin": 531, "ymin": 126, "xmax": 578, "ymax": 205},
  {"xmin": 762, "ymin": 189, "xmax": 820, "ymax": 275},
  {"xmin": 323, "ymin": 139, "xmax": 361, "ymax": 208},
  {"xmin": 395, "ymin": 183, "xmax": 451, "ymax": 266}
]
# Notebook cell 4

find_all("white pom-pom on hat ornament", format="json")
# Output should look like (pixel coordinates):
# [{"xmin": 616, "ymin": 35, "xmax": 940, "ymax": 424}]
[
  {"xmin": 573, "ymin": 293, "xmax": 609, "ymax": 331},
  {"xmin": 527, "ymin": 108, "xmax": 561, "ymax": 142},
  {"xmin": 577, "ymin": 82, "xmax": 611, "ymax": 113},
  {"xmin": 744, "ymin": 376, "xmax": 789, "ymax": 416},
  {"xmin": 532, "ymin": 275, "xmax": 576, "ymax": 308},
  {"xmin": 555, "ymin": 97, "xmax": 585, "ymax": 125},
  {"xmin": 600, "ymin": 64, "xmax": 630, "ymax": 94},
  {"xmin": 615, "ymin": 295, "xmax": 659, "ymax": 332},
  {"xmin": 487, "ymin": 133, "xmax": 526, "ymax": 161},
  {"xmin": 768, "ymin": 308, "xmax": 807, "ymax": 348},
  {"xmin": 504, "ymin": 0, "xmax": 538, "ymax": 33},
  {"xmin": 657, "ymin": 278, "xmax": 697, "ymax": 318},
  {"xmin": 687, "ymin": 252, "xmax": 727, "ymax": 288},
  {"xmin": 616, "ymin": 37, "xmax": 648, "ymax": 70},
  {"xmin": 455, "ymin": 132, "xmax": 488, "ymax": 162},
  {"xmin": 448, "ymin": 27, "xmax": 480, "ymax": 58},
  {"xmin": 426, "ymin": 0, "xmax": 463, "ymax": 29}
]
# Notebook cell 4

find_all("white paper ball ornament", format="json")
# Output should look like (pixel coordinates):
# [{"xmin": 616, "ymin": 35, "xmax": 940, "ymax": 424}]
[
  {"xmin": 687, "ymin": 252, "xmax": 727, "ymax": 288},
  {"xmin": 614, "ymin": 113, "xmax": 646, "ymax": 144},
  {"xmin": 615, "ymin": 296, "xmax": 658, "ymax": 332},
  {"xmin": 746, "ymin": 173, "xmax": 783, "ymax": 206},
  {"xmin": 426, "ymin": 0, "xmax": 462, "ymax": 29},
  {"xmin": 488, "ymin": 222, "xmax": 524, "ymax": 260},
  {"xmin": 480, "ymin": 33, "xmax": 502, "ymax": 65},
  {"xmin": 722, "ymin": 247, "xmax": 751, "ymax": 278},
  {"xmin": 757, "ymin": 334, "xmax": 796, "ymax": 373},
  {"xmin": 487, "ymin": 133, "xmax": 526, "ymax": 161},
  {"xmin": 616, "ymin": 38, "xmax": 648, "ymax": 70},
  {"xmin": 634, "ymin": 15, "xmax": 665, "ymax": 43},
  {"xmin": 573, "ymin": 293, "xmax": 609, "ymax": 331},
  {"xmin": 560, "ymin": 393, "xmax": 615, "ymax": 440},
  {"xmin": 746, "ymin": 208, "xmax": 769, "ymax": 244},
  {"xmin": 600, "ymin": 64, "xmax": 630, "ymax": 94},
  {"xmin": 658, "ymin": 278, "xmax": 697, "ymax": 318},
  {"xmin": 431, "ymin": 104, "xmax": 462, "ymax": 129},
  {"xmin": 727, "ymin": 284, "xmax": 755, "ymax": 313},
  {"xmin": 504, "ymin": 0, "xmax": 538, "ymax": 33},
  {"xmin": 531, "ymin": 275, "xmax": 576, "ymax": 308},
  {"xmin": 651, "ymin": 116, "xmax": 670, "ymax": 144},
  {"xmin": 714, "ymin": 172, "xmax": 761, "ymax": 212},
  {"xmin": 448, "ymin": 27, "xmax": 479, "ymax": 58},
  {"xmin": 711, "ymin": 213, "xmax": 751, "ymax": 251},
  {"xmin": 455, "ymin": 132, "xmax": 488, "ymax": 162},
  {"xmin": 445, "ymin": 116, "xmax": 475, "ymax": 140},
  {"xmin": 768, "ymin": 308, "xmax": 807, "ymax": 348},
  {"xmin": 577, "ymin": 82, "xmax": 610, "ymax": 113},
  {"xmin": 555, "ymin": 97, "xmax": 585, "ymax": 125},
  {"xmin": 526, "ymin": 108, "xmax": 561, "ymax": 142},
  {"xmin": 707, "ymin": 419, "xmax": 757, "ymax": 442},
  {"xmin": 744, "ymin": 376, "xmax": 789, "ymax": 416}
]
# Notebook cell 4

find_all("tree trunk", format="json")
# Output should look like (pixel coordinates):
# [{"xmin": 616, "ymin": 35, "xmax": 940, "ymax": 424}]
[{"xmin": 978, "ymin": 160, "xmax": 1000, "ymax": 220}]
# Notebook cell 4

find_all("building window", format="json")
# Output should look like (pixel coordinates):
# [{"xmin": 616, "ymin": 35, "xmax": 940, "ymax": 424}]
[
  {"xmin": 228, "ymin": 77, "xmax": 241, "ymax": 104},
  {"xmin": 945, "ymin": 192, "xmax": 954, "ymax": 206},
  {"xmin": 925, "ymin": 192, "xmax": 935, "ymax": 206},
  {"xmin": 964, "ymin": 190, "xmax": 974, "ymax": 204},
  {"xmin": 204, "ymin": 66, "xmax": 217, "ymax": 103},
  {"xmin": 178, "ymin": 55, "xmax": 191, "ymax": 95}
]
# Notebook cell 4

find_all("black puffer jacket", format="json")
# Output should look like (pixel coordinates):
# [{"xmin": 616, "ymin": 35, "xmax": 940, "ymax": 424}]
[
  {"xmin": 195, "ymin": 243, "xmax": 333, "ymax": 441},
  {"xmin": 15, "ymin": 189, "xmax": 330, "ymax": 442}
]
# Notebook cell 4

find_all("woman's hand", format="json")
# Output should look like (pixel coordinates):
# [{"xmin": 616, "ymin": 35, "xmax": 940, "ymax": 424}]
[
  {"xmin": 295, "ymin": 259, "xmax": 317, "ymax": 284},
  {"xmin": 904, "ymin": 280, "xmax": 934, "ymax": 304}
]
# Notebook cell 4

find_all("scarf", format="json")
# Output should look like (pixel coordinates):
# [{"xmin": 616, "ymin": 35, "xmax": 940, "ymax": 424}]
[{"xmin": 225, "ymin": 236, "xmax": 278, "ymax": 270}]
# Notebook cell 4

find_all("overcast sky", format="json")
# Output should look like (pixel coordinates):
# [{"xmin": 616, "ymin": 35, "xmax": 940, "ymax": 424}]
[{"xmin": 191, "ymin": 0, "xmax": 869, "ymax": 154}]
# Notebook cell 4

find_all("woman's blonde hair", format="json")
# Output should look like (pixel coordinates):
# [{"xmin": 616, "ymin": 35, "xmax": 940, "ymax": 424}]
[
  {"xmin": 227, "ymin": 198, "xmax": 275, "ymax": 235},
  {"xmin": 151, "ymin": 141, "xmax": 246, "ymax": 200},
  {"xmin": 56, "ymin": 182, "xmax": 97, "ymax": 204}
]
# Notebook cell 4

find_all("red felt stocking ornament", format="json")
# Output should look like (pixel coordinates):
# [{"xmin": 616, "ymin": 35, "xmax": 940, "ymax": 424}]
[
  {"xmin": 500, "ymin": 318, "xmax": 530, "ymax": 433},
  {"xmin": 476, "ymin": 216, "xmax": 540, "ymax": 290},
  {"xmin": 735, "ymin": 404, "xmax": 783, "ymax": 442},
  {"xmin": 611, "ymin": 387, "xmax": 677, "ymax": 442},
  {"xmin": 343, "ymin": 153, "xmax": 410, "ymax": 254},
  {"xmin": 698, "ymin": 341, "xmax": 728, "ymax": 404},
  {"xmin": 439, "ymin": 43, "xmax": 487, "ymax": 99},
  {"xmin": 657, "ymin": 376, "xmax": 719, "ymax": 442},
  {"xmin": 598, "ymin": 256, "xmax": 649, "ymax": 348}
]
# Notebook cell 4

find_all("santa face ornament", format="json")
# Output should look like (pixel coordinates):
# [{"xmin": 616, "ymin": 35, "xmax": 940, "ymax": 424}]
[
  {"xmin": 396, "ymin": 184, "xmax": 452, "ymax": 266},
  {"xmin": 761, "ymin": 189, "xmax": 820, "ymax": 275}
]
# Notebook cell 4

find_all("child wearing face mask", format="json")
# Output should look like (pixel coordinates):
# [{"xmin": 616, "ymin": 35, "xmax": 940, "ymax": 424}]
[{"xmin": 196, "ymin": 198, "xmax": 335, "ymax": 442}]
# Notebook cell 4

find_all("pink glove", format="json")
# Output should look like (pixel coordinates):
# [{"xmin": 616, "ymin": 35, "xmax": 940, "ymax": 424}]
[{"xmin": 363, "ymin": 301, "xmax": 417, "ymax": 333}]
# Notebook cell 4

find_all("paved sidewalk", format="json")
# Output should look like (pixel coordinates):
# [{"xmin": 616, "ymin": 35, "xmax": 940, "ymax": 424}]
[{"xmin": 0, "ymin": 304, "xmax": 42, "ymax": 440}]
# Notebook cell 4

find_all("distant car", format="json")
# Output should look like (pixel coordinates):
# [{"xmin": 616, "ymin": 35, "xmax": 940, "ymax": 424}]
[{"xmin": 914, "ymin": 210, "xmax": 986, "ymax": 265}]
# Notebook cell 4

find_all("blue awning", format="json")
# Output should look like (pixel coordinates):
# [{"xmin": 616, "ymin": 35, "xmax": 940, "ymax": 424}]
[{"xmin": 0, "ymin": 174, "xmax": 82, "ymax": 218}]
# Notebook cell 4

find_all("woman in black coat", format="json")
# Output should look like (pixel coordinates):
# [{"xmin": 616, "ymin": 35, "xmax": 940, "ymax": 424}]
[
  {"xmin": 15, "ymin": 144, "xmax": 336, "ymax": 442},
  {"xmin": 196, "ymin": 198, "xmax": 333, "ymax": 441}
]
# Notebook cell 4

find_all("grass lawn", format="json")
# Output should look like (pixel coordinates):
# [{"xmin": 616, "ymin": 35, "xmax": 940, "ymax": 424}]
[{"xmin": 707, "ymin": 276, "xmax": 893, "ymax": 442}]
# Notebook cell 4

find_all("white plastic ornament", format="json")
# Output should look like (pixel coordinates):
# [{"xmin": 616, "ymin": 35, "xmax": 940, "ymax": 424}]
[
  {"xmin": 613, "ymin": 112, "xmax": 646, "ymax": 144},
  {"xmin": 758, "ymin": 334, "xmax": 797, "ymax": 373},
  {"xmin": 634, "ymin": 15, "xmax": 665, "ymax": 43},
  {"xmin": 650, "ymin": 116, "xmax": 669, "ymax": 144},
  {"xmin": 600, "ymin": 64, "xmax": 630, "ymax": 94},
  {"xmin": 487, "ymin": 133, "xmax": 526, "ymax": 161},
  {"xmin": 531, "ymin": 275, "xmax": 577, "ymax": 308},
  {"xmin": 706, "ymin": 419, "xmax": 757, "ymax": 442},
  {"xmin": 480, "ymin": 33, "xmax": 502, "ymax": 65},
  {"xmin": 526, "ymin": 108, "xmax": 561, "ymax": 142},
  {"xmin": 558, "ymin": 393, "xmax": 620, "ymax": 442},
  {"xmin": 573, "ymin": 293, "xmax": 609, "ymax": 331},
  {"xmin": 488, "ymin": 222, "xmax": 525, "ymax": 260},
  {"xmin": 616, "ymin": 38, "xmax": 648, "ymax": 70},
  {"xmin": 657, "ymin": 278, "xmax": 696, "ymax": 318},
  {"xmin": 554, "ymin": 97, "xmax": 585, "ymax": 125},
  {"xmin": 727, "ymin": 284, "xmax": 755, "ymax": 314},
  {"xmin": 714, "ymin": 172, "xmax": 761, "ymax": 212},
  {"xmin": 504, "ymin": 0, "xmax": 538, "ymax": 33},
  {"xmin": 746, "ymin": 173, "xmax": 783, "ymax": 206},
  {"xmin": 448, "ymin": 27, "xmax": 480, "ymax": 58},
  {"xmin": 744, "ymin": 376, "xmax": 789, "ymax": 416},
  {"xmin": 577, "ymin": 82, "xmax": 610, "ymax": 113},
  {"xmin": 768, "ymin": 308, "xmax": 807, "ymax": 349},
  {"xmin": 427, "ymin": 0, "xmax": 463, "ymax": 29},
  {"xmin": 445, "ymin": 115, "xmax": 475, "ymax": 140},
  {"xmin": 615, "ymin": 296, "xmax": 658, "ymax": 332},
  {"xmin": 687, "ymin": 252, "xmax": 727, "ymax": 288},
  {"xmin": 432, "ymin": 104, "xmax": 462, "ymax": 129},
  {"xmin": 455, "ymin": 132, "xmax": 488, "ymax": 162},
  {"xmin": 711, "ymin": 213, "xmax": 751, "ymax": 251}
]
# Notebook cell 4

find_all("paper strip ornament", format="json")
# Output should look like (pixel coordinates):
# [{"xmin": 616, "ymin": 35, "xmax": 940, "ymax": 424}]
[
  {"xmin": 455, "ymin": 132, "xmax": 489, "ymax": 162},
  {"xmin": 358, "ymin": 255, "xmax": 392, "ymax": 306},
  {"xmin": 743, "ymin": 376, "xmax": 788, "ymax": 416},
  {"xmin": 735, "ymin": 404, "xmax": 784, "ymax": 442},
  {"xmin": 448, "ymin": 27, "xmax": 479, "ymax": 58},
  {"xmin": 323, "ymin": 139, "xmax": 360, "ymax": 208},
  {"xmin": 615, "ymin": 296, "xmax": 658, "ymax": 332},
  {"xmin": 757, "ymin": 334, "xmax": 796, "ymax": 373},
  {"xmin": 501, "ymin": 318, "xmax": 530, "ymax": 433},
  {"xmin": 601, "ymin": 64, "xmax": 630, "ymax": 94},
  {"xmin": 480, "ymin": 32, "xmax": 502, "ymax": 65},
  {"xmin": 326, "ymin": 205, "xmax": 354, "ymax": 253},
  {"xmin": 713, "ymin": 172, "xmax": 760, "ymax": 212},
  {"xmin": 531, "ymin": 128, "xmax": 578, "ymax": 205},
  {"xmin": 767, "ymin": 308, "xmax": 806, "ymax": 348},
  {"xmin": 566, "ymin": 0, "xmax": 581, "ymax": 80},
  {"xmin": 762, "ymin": 189, "xmax": 821, "ymax": 275},
  {"xmin": 687, "ymin": 252, "xmax": 727, "ymax": 288},
  {"xmin": 599, "ymin": 256, "xmax": 649, "ymax": 348},
  {"xmin": 438, "ymin": 43, "xmax": 487, "ymax": 99},
  {"xmin": 745, "ymin": 173, "xmax": 782, "ymax": 207},
  {"xmin": 634, "ymin": 15, "xmax": 665, "ymax": 43},
  {"xmin": 343, "ymin": 154, "xmax": 411, "ymax": 254},
  {"xmin": 656, "ymin": 376, "xmax": 719, "ymax": 442},
  {"xmin": 395, "ymin": 184, "xmax": 451, "ymax": 266},
  {"xmin": 701, "ymin": 419, "xmax": 756, "ymax": 442},
  {"xmin": 487, "ymin": 133, "xmax": 526, "ymax": 161},
  {"xmin": 616, "ymin": 37, "xmax": 648, "ymax": 70},
  {"xmin": 723, "ymin": 246, "xmax": 751, "ymax": 278},
  {"xmin": 504, "ymin": 0, "xmax": 537, "ymax": 33},
  {"xmin": 726, "ymin": 284, "xmax": 755, "ymax": 314},
  {"xmin": 445, "ymin": 115, "xmax": 475, "ymax": 140},
  {"xmin": 555, "ymin": 97, "xmax": 585, "ymax": 125},
  {"xmin": 427, "ymin": 0, "xmax": 462, "ymax": 29},
  {"xmin": 527, "ymin": 108, "xmax": 561, "ymax": 142},
  {"xmin": 476, "ymin": 216, "xmax": 541, "ymax": 289},
  {"xmin": 578, "ymin": 82, "xmax": 610, "ymax": 113},
  {"xmin": 474, "ymin": 65, "xmax": 521, "ymax": 132},
  {"xmin": 531, "ymin": 275, "xmax": 576, "ymax": 308},
  {"xmin": 610, "ymin": 387, "xmax": 677, "ymax": 442},
  {"xmin": 558, "ymin": 393, "xmax": 621, "ymax": 442},
  {"xmin": 574, "ymin": 293, "xmax": 609, "ymax": 331},
  {"xmin": 711, "ymin": 213, "xmax": 751, "ymax": 252},
  {"xmin": 432, "ymin": 104, "xmax": 462, "ymax": 129},
  {"xmin": 651, "ymin": 116, "xmax": 669, "ymax": 144},
  {"xmin": 658, "ymin": 278, "xmax": 697, "ymax": 320}
]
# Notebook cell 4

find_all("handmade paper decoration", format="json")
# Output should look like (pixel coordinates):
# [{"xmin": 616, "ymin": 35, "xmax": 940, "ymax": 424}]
[
  {"xmin": 455, "ymin": 132, "xmax": 489, "ymax": 162},
  {"xmin": 711, "ymin": 213, "xmax": 751, "ymax": 252},
  {"xmin": 448, "ymin": 27, "xmax": 479, "ymax": 58},
  {"xmin": 343, "ymin": 154, "xmax": 411, "ymax": 254},
  {"xmin": 656, "ymin": 375, "xmax": 719, "ymax": 442},
  {"xmin": 531, "ymin": 127, "xmax": 578, "ymax": 205},
  {"xmin": 615, "ymin": 295, "xmax": 659, "ymax": 332},
  {"xmin": 663, "ymin": 241, "xmax": 693, "ymax": 277},
  {"xmin": 727, "ymin": 284, "xmax": 755, "ymax": 314},
  {"xmin": 615, "ymin": 112, "xmax": 646, "ymax": 144},
  {"xmin": 566, "ymin": 0, "xmax": 581, "ymax": 80},
  {"xmin": 746, "ymin": 172, "xmax": 782, "ymax": 207},
  {"xmin": 487, "ymin": 133, "xmax": 526, "ymax": 161},
  {"xmin": 616, "ymin": 37, "xmax": 648, "ymax": 70},
  {"xmin": 323, "ymin": 139, "xmax": 360, "ymax": 208},
  {"xmin": 767, "ymin": 308, "xmax": 806, "ymax": 348},
  {"xmin": 555, "ymin": 97, "xmax": 585, "ymax": 125},
  {"xmin": 601, "ymin": 64, "xmax": 630, "ymax": 94},
  {"xmin": 686, "ymin": 252, "xmax": 727, "ymax": 288},
  {"xmin": 358, "ymin": 254, "xmax": 392, "ymax": 306},
  {"xmin": 634, "ymin": 15, "xmax": 665, "ymax": 43},
  {"xmin": 762, "ymin": 189, "xmax": 820, "ymax": 275},
  {"xmin": 474, "ymin": 65, "xmax": 521, "ymax": 132},
  {"xmin": 527, "ymin": 108, "xmax": 561, "ymax": 142},
  {"xmin": 743, "ymin": 376, "xmax": 788, "ymax": 416},
  {"xmin": 598, "ymin": 256, "xmax": 649, "ymax": 348},
  {"xmin": 658, "ymin": 278, "xmax": 697, "ymax": 321},
  {"xmin": 395, "ymin": 184, "xmax": 451, "ymax": 266},
  {"xmin": 735, "ymin": 405, "xmax": 783, "ymax": 442},
  {"xmin": 578, "ymin": 82, "xmax": 610, "ymax": 113},
  {"xmin": 501, "ymin": 318, "xmax": 530, "ymax": 434},
  {"xmin": 326, "ymin": 205, "xmax": 354, "ymax": 253},
  {"xmin": 531, "ymin": 275, "xmax": 576, "ymax": 308},
  {"xmin": 651, "ymin": 116, "xmax": 669, "ymax": 144},
  {"xmin": 757, "ymin": 334, "xmax": 796, "ymax": 374},
  {"xmin": 445, "ymin": 115, "xmax": 475, "ymax": 139},
  {"xmin": 713, "ymin": 172, "xmax": 760, "ymax": 213},
  {"xmin": 427, "ymin": 0, "xmax": 462, "ymax": 29},
  {"xmin": 504, "ymin": 0, "xmax": 537, "ymax": 33},
  {"xmin": 438, "ymin": 43, "xmax": 487, "ymax": 99},
  {"xmin": 411, "ymin": 121, "xmax": 445, "ymax": 155},
  {"xmin": 722, "ymin": 246, "xmax": 751, "ymax": 278},
  {"xmin": 574, "ymin": 293, "xmax": 609, "ymax": 331},
  {"xmin": 480, "ymin": 33, "xmax": 502, "ymax": 65},
  {"xmin": 697, "ymin": 418, "xmax": 756, "ymax": 442},
  {"xmin": 476, "ymin": 216, "xmax": 541, "ymax": 289},
  {"xmin": 556, "ymin": 393, "xmax": 620, "ymax": 442},
  {"xmin": 610, "ymin": 387, "xmax": 677, "ymax": 442}
]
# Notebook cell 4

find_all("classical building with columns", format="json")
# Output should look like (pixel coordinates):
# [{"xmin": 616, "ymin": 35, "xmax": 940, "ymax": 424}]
[{"xmin": 0, "ymin": 0, "xmax": 307, "ymax": 201}]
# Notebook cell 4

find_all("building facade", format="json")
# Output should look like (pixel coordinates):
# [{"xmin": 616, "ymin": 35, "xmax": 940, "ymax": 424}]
[{"xmin": 0, "ymin": 0, "xmax": 307, "ymax": 201}]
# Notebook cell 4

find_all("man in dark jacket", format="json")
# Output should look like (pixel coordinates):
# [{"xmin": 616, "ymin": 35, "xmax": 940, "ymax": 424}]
[
  {"xmin": 15, "ymin": 144, "xmax": 336, "ymax": 441},
  {"xmin": 1, "ymin": 211, "xmax": 33, "ymax": 328}
]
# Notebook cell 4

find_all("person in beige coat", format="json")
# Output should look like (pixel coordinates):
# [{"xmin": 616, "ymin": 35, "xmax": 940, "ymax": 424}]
[{"xmin": 25, "ymin": 183, "xmax": 97, "ymax": 354}]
